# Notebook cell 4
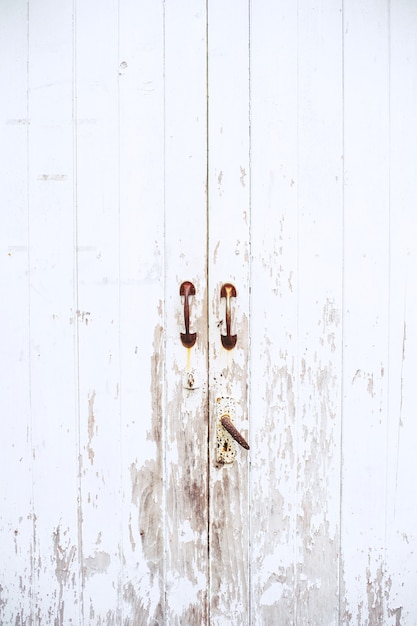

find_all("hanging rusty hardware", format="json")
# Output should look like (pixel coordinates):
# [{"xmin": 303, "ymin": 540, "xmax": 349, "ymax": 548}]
[
  {"xmin": 221, "ymin": 415, "xmax": 250, "ymax": 450},
  {"xmin": 180, "ymin": 281, "xmax": 197, "ymax": 348},
  {"xmin": 220, "ymin": 283, "xmax": 237, "ymax": 350},
  {"xmin": 216, "ymin": 396, "xmax": 249, "ymax": 464}
]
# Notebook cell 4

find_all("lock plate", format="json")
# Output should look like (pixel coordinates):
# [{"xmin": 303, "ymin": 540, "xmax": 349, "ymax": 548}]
[{"xmin": 216, "ymin": 396, "xmax": 237, "ymax": 464}]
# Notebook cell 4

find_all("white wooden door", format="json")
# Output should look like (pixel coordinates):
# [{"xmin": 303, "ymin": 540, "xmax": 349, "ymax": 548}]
[{"xmin": 1, "ymin": 1, "xmax": 417, "ymax": 625}]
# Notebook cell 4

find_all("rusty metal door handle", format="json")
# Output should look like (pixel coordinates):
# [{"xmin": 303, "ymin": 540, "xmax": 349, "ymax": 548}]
[
  {"xmin": 180, "ymin": 281, "xmax": 197, "ymax": 348},
  {"xmin": 221, "ymin": 415, "xmax": 250, "ymax": 449},
  {"xmin": 220, "ymin": 283, "xmax": 237, "ymax": 350},
  {"xmin": 216, "ymin": 397, "xmax": 249, "ymax": 464}
]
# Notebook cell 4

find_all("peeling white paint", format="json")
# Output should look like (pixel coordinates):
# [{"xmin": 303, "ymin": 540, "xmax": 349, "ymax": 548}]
[
  {"xmin": 179, "ymin": 519, "xmax": 198, "ymax": 543},
  {"xmin": 83, "ymin": 551, "xmax": 111, "ymax": 577}
]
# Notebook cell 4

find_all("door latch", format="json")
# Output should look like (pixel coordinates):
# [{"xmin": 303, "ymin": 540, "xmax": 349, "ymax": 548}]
[{"xmin": 216, "ymin": 396, "xmax": 249, "ymax": 464}]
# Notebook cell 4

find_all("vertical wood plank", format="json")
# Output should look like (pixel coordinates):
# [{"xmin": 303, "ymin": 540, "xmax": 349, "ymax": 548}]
[
  {"xmin": 207, "ymin": 1, "xmax": 251, "ymax": 623},
  {"xmin": 296, "ymin": 3, "xmax": 343, "ymax": 624},
  {"xmin": 385, "ymin": 2, "xmax": 417, "ymax": 623},
  {"xmin": 75, "ymin": 1, "xmax": 122, "ymax": 621},
  {"xmin": 249, "ymin": 2, "xmax": 298, "ymax": 623},
  {"xmin": 0, "ymin": 2, "xmax": 33, "ymax": 623},
  {"xmin": 164, "ymin": 2, "xmax": 209, "ymax": 623},
  {"xmin": 118, "ymin": 2, "xmax": 166, "ymax": 624},
  {"xmin": 341, "ymin": 2, "xmax": 391, "ymax": 622},
  {"xmin": 25, "ymin": 0, "xmax": 80, "ymax": 622}
]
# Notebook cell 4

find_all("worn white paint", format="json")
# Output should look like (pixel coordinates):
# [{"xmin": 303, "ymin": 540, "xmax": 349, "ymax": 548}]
[
  {"xmin": 1, "ymin": 1, "xmax": 417, "ymax": 624},
  {"xmin": 163, "ymin": 2, "xmax": 209, "ymax": 624},
  {"xmin": 342, "ymin": 2, "xmax": 391, "ymax": 623},
  {"xmin": 207, "ymin": 2, "xmax": 251, "ymax": 624}
]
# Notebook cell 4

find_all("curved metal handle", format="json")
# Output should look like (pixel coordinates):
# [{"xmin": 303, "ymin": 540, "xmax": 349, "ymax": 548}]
[
  {"xmin": 180, "ymin": 281, "xmax": 197, "ymax": 348},
  {"xmin": 220, "ymin": 283, "xmax": 237, "ymax": 350}
]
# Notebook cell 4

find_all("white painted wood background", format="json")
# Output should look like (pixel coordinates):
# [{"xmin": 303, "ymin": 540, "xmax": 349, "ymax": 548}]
[{"xmin": 1, "ymin": 1, "xmax": 417, "ymax": 624}]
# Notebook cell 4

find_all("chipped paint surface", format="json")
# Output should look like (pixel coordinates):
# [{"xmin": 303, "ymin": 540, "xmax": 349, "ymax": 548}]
[{"xmin": 1, "ymin": 0, "xmax": 417, "ymax": 624}]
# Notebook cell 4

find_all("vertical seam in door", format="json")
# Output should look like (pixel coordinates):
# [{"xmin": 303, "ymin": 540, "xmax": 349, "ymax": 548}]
[
  {"xmin": 247, "ymin": 1, "xmax": 253, "ymax": 624},
  {"xmin": 162, "ymin": 2, "xmax": 168, "ymax": 621},
  {"xmin": 25, "ymin": 0, "xmax": 35, "ymax": 620},
  {"xmin": 116, "ymin": 1, "xmax": 124, "ymax": 622},
  {"xmin": 390, "ymin": 0, "xmax": 407, "ymax": 530},
  {"xmin": 205, "ymin": 1, "xmax": 211, "ymax": 623},
  {"xmin": 339, "ymin": 2, "xmax": 345, "ymax": 623},
  {"xmin": 72, "ymin": 0, "xmax": 85, "ymax": 622},
  {"xmin": 295, "ymin": 2, "xmax": 300, "ymax": 623},
  {"xmin": 384, "ymin": 0, "xmax": 392, "ymax": 597}
]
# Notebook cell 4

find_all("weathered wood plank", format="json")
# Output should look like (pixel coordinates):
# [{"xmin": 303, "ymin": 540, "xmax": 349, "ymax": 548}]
[
  {"xmin": 118, "ymin": 2, "xmax": 165, "ymax": 624},
  {"xmin": 385, "ymin": 2, "xmax": 417, "ymax": 623},
  {"xmin": 0, "ymin": 2, "xmax": 33, "ymax": 623},
  {"xmin": 74, "ymin": 1, "xmax": 123, "ymax": 621},
  {"xmin": 249, "ymin": 2, "xmax": 298, "ymax": 623},
  {"xmin": 25, "ymin": 0, "xmax": 81, "ymax": 621},
  {"xmin": 207, "ymin": 1, "xmax": 251, "ymax": 623},
  {"xmin": 341, "ymin": 2, "xmax": 391, "ymax": 622},
  {"xmin": 163, "ymin": 1, "xmax": 209, "ymax": 624},
  {"xmin": 296, "ymin": 2, "xmax": 343, "ymax": 624}
]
